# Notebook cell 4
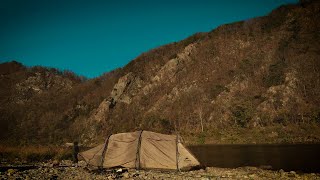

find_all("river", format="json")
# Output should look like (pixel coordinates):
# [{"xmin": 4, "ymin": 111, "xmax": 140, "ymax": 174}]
[{"xmin": 189, "ymin": 144, "xmax": 320, "ymax": 173}]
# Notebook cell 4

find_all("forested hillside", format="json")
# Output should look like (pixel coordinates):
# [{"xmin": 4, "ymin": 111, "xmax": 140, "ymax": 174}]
[{"xmin": 1, "ymin": 0, "xmax": 319, "ymax": 145}]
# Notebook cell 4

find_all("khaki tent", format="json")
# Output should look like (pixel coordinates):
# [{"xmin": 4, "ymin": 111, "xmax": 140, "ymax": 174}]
[{"xmin": 79, "ymin": 131, "xmax": 200, "ymax": 170}]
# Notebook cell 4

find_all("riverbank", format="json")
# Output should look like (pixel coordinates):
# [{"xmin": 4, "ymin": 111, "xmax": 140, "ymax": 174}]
[
  {"xmin": 1, "ymin": 160, "xmax": 320, "ymax": 179},
  {"xmin": 183, "ymin": 124, "xmax": 320, "ymax": 145}
]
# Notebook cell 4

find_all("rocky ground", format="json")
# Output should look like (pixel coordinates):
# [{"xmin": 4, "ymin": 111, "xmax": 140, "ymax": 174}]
[{"xmin": 1, "ymin": 160, "xmax": 320, "ymax": 179}]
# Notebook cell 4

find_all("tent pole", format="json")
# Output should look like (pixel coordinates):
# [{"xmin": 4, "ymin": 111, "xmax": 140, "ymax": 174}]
[
  {"xmin": 99, "ymin": 134, "xmax": 111, "ymax": 169},
  {"xmin": 176, "ymin": 134, "xmax": 181, "ymax": 172},
  {"xmin": 136, "ymin": 130, "xmax": 143, "ymax": 170}
]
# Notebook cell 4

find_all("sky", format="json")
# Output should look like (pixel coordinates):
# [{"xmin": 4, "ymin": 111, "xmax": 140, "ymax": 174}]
[{"xmin": 0, "ymin": 0, "xmax": 298, "ymax": 78}]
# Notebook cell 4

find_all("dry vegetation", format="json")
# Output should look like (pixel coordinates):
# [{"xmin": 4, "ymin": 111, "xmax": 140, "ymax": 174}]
[{"xmin": 0, "ymin": 145, "xmax": 72, "ymax": 163}]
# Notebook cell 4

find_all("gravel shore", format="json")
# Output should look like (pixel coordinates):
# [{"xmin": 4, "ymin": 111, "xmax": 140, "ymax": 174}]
[{"xmin": 1, "ymin": 160, "xmax": 320, "ymax": 179}]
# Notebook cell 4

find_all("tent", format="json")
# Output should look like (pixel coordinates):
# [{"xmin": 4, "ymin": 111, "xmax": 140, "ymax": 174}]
[{"xmin": 79, "ymin": 131, "xmax": 200, "ymax": 170}]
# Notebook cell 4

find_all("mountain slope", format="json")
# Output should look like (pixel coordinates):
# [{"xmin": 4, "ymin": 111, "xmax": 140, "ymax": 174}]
[{"xmin": 1, "ymin": 0, "xmax": 319, "ymax": 145}]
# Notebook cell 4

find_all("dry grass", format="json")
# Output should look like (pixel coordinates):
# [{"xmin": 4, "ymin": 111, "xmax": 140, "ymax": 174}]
[
  {"xmin": 183, "ymin": 123, "xmax": 320, "ymax": 145},
  {"xmin": 0, "ymin": 145, "xmax": 72, "ymax": 163}
]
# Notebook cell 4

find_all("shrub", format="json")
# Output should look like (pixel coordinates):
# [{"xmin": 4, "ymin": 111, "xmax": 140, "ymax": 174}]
[
  {"xmin": 311, "ymin": 111, "xmax": 320, "ymax": 123},
  {"xmin": 263, "ymin": 58, "xmax": 287, "ymax": 87},
  {"xmin": 239, "ymin": 58, "xmax": 255, "ymax": 76},
  {"xmin": 210, "ymin": 85, "xmax": 228, "ymax": 98},
  {"xmin": 231, "ymin": 105, "xmax": 252, "ymax": 128},
  {"xmin": 273, "ymin": 113, "xmax": 289, "ymax": 125},
  {"xmin": 142, "ymin": 116, "xmax": 174, "ymax": 134},
  {"xmin": 197, "ymin": 132, "xmax": 206, "ymax": 144}
]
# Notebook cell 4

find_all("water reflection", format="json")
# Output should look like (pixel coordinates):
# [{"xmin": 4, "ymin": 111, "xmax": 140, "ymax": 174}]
[{"xmin": 188, "ymin": 144, "xmax": 320, "ymax": 173}]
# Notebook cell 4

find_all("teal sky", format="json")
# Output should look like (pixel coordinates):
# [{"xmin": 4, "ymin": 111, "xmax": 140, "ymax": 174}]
[{"xmin": 0, "ymin": 0, "xmax": 298, "ymax": 78}]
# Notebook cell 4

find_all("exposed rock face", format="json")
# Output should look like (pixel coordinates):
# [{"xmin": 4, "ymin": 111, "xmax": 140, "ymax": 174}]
[
  {"xmin": 89, "ymin": 72, "xmax": 142, "ymax": 122},
  {"xmin": 254, "ymin": 70, "xmax": 308, "ymax": 125},
  {"xmin": 110, "ymin": 72, "xmax": 136, "ymax": 104},
  {"xmin": 90, "ymin": 99, "xmax": 111, "ymax": 122},
  {"xmin": 153, "ymin": 43, "xmax": 195, "ymax": 83},
  {"xmin": 15, "ymin": 72, "xmax": 73, "ymax": 103}
]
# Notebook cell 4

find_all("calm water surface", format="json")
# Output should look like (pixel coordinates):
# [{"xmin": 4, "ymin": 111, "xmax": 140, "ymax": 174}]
[{"xmin": 189, "ymin": 144, "xmax": 320, "ymax": 173}]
